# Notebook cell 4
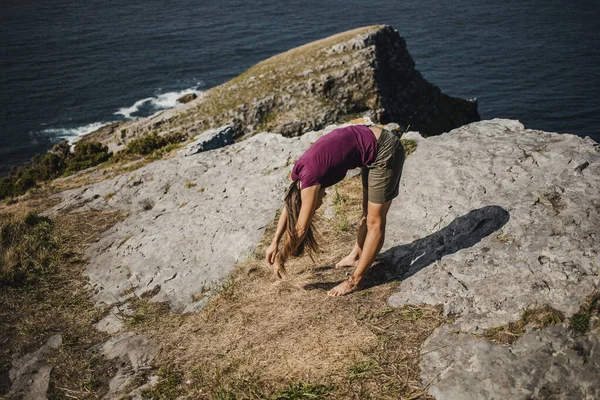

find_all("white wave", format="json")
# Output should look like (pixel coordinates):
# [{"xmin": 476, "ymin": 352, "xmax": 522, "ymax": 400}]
[
  {"xmin": 151, "ymin": 88, "xmax": 197, "ymax": 108},
  {"xmin": 43, "ymin": 121, "xmax": 111, "ymax": 143},
  {"xmin": 114, "ymin": 88, "xmax": 200, "ymax": 119},
  {"xmin": 114, "ymin": 97, "xmax": 154, "ymax": 118}
]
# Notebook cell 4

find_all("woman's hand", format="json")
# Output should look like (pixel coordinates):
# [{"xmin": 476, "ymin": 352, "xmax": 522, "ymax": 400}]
[{"xmin": 265, "ymin": 241, "xmax": 278, "ymax": 265}]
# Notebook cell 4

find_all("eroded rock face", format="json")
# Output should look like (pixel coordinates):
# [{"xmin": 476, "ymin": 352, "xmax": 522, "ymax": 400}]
[
  {"xmin": 182, "ymin": 124, "xmax": 234, "ymax": 156},
  {"xmin": 177, "ymin": 93, "xmax": 197, "ymax": 104},
  {"xmin": 382, "ymin": 119, "xmax": 599, "ymax": 398},
  {"xmin": 49, "ymin": 128, "xmax": 326, "ymax": 312},
  {"xmin": 83, "ymin": 25, "xmax": 478, "ymax": 151}
]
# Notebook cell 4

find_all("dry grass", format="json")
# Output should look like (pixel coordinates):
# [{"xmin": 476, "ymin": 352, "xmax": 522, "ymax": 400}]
[
  {"xmin": 130, "ymin": 176, "xmax": 446, "ymax": 399},
  {"xmin": 0, "ymin": 208, "xmax": 125, "ymax": 398},
  {"xmin": 570, "ymin": 291, "xmax": 600, "ymax": 334},
  {"xmin": 481, "ymin": 305, "xmax": 564, "ymax": 345},
  {"xmin": 0, "ymin": 186, "xmax": 63, "ymax": 216},
  {"xmin": 400, "ymin": 140, "xmax": 417, "ymax": 157}
]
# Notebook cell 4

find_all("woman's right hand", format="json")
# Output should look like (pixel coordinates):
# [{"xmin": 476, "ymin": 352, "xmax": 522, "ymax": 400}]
[{"xmin": 265, "ymin": 241, "xmax": 278, "ymax": 265}]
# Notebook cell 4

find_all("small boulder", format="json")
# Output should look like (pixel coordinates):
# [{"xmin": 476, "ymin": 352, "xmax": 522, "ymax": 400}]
[
  {"xmin": 182, "ymin": 125, "xmax": 234, "ymax": 156},
  {"xmin": 176, "ymin": 93, "xmax": 197, "ymax": 104}
]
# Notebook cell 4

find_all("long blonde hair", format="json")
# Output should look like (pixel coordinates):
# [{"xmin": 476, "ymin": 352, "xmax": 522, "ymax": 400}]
[{"xmin": 277, "ymin": 180, "xmax": 319, "ymax": 267}]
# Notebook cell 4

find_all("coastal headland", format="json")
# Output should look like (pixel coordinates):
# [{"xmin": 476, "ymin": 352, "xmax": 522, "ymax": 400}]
[{"xmin": 1, "ymin": 25, "xmax": 598, "ymax": 399}]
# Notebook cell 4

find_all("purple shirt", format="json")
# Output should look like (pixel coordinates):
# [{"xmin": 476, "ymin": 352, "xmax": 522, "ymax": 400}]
[{"xmin": 291, "ymin": 125, "xmax": 378, "ymax": 189}]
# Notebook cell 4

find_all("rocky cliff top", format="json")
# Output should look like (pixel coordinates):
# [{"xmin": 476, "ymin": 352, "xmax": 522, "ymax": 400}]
[
  {"xmin": 5, "ymin": 24, "xmax": 597, "ymax": 400},
  {"xmin": 83, "ymin": 25, "xmax": 478, "ymax": 151},
  {"xmin": 48, "ymin": 118, "xmax": 599, "ymax": 398}
]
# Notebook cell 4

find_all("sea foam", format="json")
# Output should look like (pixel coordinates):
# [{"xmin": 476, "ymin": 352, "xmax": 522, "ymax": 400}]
[
  {"xmin": 41, "ymin": 87, "xmax": 201, "ymax": 145},
  {"xmin": 43, "ymin": 122, "xmax": 112, "ymax": 143},
  {"xmin": 114, "ymin": 88, "xmax": 199, "ymax": 119}
]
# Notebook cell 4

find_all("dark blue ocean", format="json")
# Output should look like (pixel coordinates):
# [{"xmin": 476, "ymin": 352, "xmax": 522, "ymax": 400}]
[{"xmin": 1, "ymin": 0, "xmax": 599, "ymax": 174}]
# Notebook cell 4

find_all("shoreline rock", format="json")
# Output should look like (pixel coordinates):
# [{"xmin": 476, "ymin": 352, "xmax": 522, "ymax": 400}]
[{"xmin": 176, "ymin": 92, "xmax": 197, "ymax": 104}]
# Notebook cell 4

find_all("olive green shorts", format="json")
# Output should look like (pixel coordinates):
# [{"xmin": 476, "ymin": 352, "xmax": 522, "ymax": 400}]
[{"xmin": 362, "ymin": 129, "xmax": 405, "ymax": 204}]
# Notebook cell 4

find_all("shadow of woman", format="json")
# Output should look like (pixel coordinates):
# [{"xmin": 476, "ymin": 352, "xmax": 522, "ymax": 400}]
[{"xmin": 305, "ymin": 205, "xmax": 510, "ymax": 292}]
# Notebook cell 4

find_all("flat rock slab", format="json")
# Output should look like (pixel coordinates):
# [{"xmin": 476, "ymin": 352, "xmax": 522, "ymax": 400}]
[
  {"xmin": 8, "ymin": 334, "xmax": 62, "ymax": 400},
  {"xmin": 382, "ymin": 119, "xmax": 599, "ymax": 398},
  {"xmin": 50, "ymin": 129, "xmax": 325, "ymax": 312},
  {"xmin": 181, "ymin": 124, "xmax": 234, "ymax": 156},
  {"xmin": 421, "ymin": 323, "xmax": 599, "ymax": 400},
  {"xmin": 99, "ymin": 332, "xmax": 159, "ymax": 399}
]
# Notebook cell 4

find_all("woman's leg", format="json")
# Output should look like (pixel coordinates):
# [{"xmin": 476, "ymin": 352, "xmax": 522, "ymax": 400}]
[
  {"xmin": 329, "ymin": 130, "xmax": 404, "ymax": 296},
  {"xmin": 328, "ymin": 199, "xmax": 392, "ymax": 296},
  {"xmin": 335, "ymin": 170, "xmax": 369, "ymax": 268}
]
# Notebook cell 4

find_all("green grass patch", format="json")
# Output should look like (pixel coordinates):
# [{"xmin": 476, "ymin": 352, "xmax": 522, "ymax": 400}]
[
  {"xmin": 272, "ymin": 382, "xmax": 333, "ymax": 400},
  {"xmin": 140, "ymin": 367, "xmax": 184, "ymax": 400},
  {"xmin": 0, "ymin": 212, "xmax": 62, "ymax": 286},
  {"xmin": 0, "ymin": 141, "xmax": 111, "ymax": 201},
  {"xmin": 347, "ymin": 361, "xmax": 373, "ymax": 381},
  {"xmin": 570, "ymin": 292, "xmax": 600, "ymax": 334},
  {"xmin": 482, "ymin": 305, "xmax": 564, "ymax": 345},
  {"xmin": 121, "ymin": 132, "xmax": 187, "ymax": 157}
]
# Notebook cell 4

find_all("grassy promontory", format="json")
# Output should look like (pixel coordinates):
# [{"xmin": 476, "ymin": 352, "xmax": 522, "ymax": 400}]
[{"xmin": 82, "ymin": 24, "xmax": 478, "ymax": 151}]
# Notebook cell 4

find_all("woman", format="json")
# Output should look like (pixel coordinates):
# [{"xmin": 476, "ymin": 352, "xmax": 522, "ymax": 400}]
[{"xmin": 265, "ymin": 123, "xmax": 405, "ymax": 296}]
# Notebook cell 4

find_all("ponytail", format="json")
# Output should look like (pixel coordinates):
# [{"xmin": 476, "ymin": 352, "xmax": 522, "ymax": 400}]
[{"xmin": 277, "ymin": 180, "xmax": 319, "ymax": 268}]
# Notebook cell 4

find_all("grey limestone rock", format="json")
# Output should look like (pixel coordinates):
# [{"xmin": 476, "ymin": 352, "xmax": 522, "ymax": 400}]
[
  {"xmin": 95, "ymin": 304, "xmax": 134, "ymax": 334},
  {"xmin": 421, "ymin": 324, "xmax": 600, "ymax": 400},
  {"xmin": 380, "ymin": 119, "xmax": 599, "ymax": 398},
  {"xmin": 99, "ymin": 332, "xmax": 158, "ymax": 399},
  {"xmin": 8, "ymin": 334, "xmax": 62, "ymax": 400},
  {"xmin": 50, "ymin": 128, "xmax": 328, "ymax": 312},
  {"xmin": 181, "ymin": 125, "xmax": 234, "ymax": 156}
]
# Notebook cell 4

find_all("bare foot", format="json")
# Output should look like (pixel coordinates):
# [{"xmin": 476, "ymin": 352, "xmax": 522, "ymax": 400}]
[
  {"xmin": 328, "ymin": 277, "xmax": 361, "ymax": 296},
  {"xmin": 335, "ymin": 253, "xmax": 359, "ymax": 269}
]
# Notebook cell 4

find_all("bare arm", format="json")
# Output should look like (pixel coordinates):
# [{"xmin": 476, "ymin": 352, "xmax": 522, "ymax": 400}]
[{"xmin": 294, "ymin": 184, "xmax": 320, "ymax": 242}]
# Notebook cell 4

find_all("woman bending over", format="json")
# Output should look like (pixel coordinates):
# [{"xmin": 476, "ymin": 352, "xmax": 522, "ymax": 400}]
[{"xmin": 265, "ymin": 123, "xmax": 405, "ymax": 296}]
